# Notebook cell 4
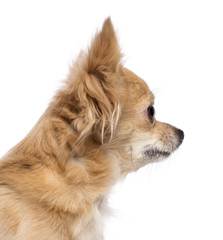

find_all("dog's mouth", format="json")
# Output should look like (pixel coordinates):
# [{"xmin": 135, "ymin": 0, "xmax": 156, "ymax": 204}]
[{"xmin": 143, "ymin": 148, "xmax": 171, "ymax": 161}]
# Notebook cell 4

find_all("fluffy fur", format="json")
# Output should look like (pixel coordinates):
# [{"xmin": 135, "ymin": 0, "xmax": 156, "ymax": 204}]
[{"xmin": 0, "ymin": 18, "xmax": 184, "ymax": 240}]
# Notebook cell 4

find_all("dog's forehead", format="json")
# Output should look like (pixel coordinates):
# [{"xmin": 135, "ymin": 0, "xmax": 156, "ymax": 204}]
[{"xmin": 122, "ymin": 68, "xmax": 154, "ymax": 105}]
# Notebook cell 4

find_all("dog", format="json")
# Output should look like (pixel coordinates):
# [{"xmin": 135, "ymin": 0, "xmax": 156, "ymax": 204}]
[{"xmin": 0, "ymin": 18, "xmax": 184, "ymax": 240}]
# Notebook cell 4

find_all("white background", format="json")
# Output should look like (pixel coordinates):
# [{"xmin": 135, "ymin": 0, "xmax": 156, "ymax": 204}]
[{"xmin": 0, "ymin": 1, "xmax": 223, "ymax": 239}]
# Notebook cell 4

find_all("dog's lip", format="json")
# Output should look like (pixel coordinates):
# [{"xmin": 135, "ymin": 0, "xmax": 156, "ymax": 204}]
[
  {"xmin": 158, "ymin": 151, "xmax": 171, "ymax": 157},
  {"xmin": 153, "ymin": 150, "xmax": 171, "ymax": 157},
  {"xmin": 143, "ymin": 148, "xmax": 171, "ymax": 159}
]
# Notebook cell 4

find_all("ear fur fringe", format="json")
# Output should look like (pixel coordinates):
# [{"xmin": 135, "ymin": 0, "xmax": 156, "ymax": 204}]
[{"xmin": 64, "ymin": 18, "xmax": 123, "ymax": 145}]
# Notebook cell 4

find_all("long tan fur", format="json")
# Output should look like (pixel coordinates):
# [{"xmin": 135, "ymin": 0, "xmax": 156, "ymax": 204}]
[{"xmin": 0, "ymin": 18, "xmax": 183, "ymax": 240}]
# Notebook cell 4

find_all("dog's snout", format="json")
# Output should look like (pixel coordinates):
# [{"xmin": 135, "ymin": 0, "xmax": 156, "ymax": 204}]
[{"xmin": 175, "ymin": 128, "xmax": 184, "ymax": 143}]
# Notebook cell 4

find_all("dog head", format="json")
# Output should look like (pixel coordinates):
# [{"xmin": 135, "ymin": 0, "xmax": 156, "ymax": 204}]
[{"xmin": 56, "ymin": 18, "xmax": 184, "ymax": 176}]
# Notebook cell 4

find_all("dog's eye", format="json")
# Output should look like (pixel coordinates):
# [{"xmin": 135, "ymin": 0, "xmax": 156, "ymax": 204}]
[{"xmin": 147, "ymin": 106, "xmax": 155, "ymax": 121}]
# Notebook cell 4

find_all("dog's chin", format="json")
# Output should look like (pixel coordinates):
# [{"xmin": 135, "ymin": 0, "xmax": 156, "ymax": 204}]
[{"xmin": 143, "ymin": 148, "xmax": 171, "ymax": 163}]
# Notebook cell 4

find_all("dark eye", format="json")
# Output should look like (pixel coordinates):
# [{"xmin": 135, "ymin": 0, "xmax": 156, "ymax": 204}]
[{"xmin": 147, "ymin": 106, "xmax": 155, "ymax": 121}]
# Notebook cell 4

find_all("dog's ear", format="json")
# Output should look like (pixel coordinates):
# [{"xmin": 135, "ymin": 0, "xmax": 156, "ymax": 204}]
[
  {"xmin": 68, "ymin": 18, "xmax": 123, "ymax": 145},
  {"xmin": 86, "ymin": 17, "xmax": 122, "ymax": 76}
]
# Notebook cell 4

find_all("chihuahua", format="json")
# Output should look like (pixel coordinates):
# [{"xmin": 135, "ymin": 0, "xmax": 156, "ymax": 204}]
[{"xmin": 0, "ymin": 18, "xmax": 184, "ymax": 240}]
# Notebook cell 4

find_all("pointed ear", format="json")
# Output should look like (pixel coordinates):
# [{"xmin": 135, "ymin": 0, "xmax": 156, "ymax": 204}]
[
  {"xmin": 71, "ymin": 18, "xmax": 123, "ymax": 145},
  {"xmin": 86, "ymin": 17, "xmax": 122, "ymax": 76}
]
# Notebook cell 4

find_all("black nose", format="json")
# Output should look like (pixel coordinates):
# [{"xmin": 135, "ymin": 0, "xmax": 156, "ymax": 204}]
[{"xmin": 176, "ymin": 128, "xmax": 184, "ymax": 142}]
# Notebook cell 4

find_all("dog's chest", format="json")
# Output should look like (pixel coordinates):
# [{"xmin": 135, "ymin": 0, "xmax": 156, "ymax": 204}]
[{"xmin": 70, "ymin": 196, "xmax": 109, "ymax": 240}]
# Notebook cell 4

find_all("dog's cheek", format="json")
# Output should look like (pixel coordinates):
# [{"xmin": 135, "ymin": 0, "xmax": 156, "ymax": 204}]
[{"xmin": 125, "ymin": 134, "xmax": 155, "ymax": 170}]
